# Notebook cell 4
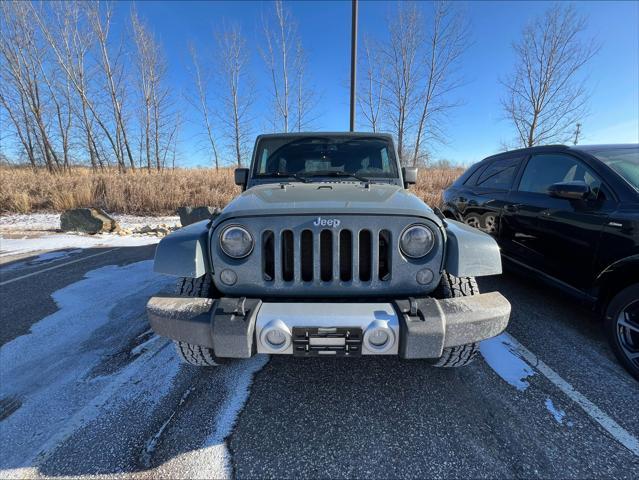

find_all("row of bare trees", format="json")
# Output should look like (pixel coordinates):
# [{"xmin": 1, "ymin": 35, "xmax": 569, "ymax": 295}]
[
  {"xmin": 0, "ymin": 1, "xmax": 179, "ymax": 172},
  {"xmin": 1, "ymin": 1, "xmax": 597, "ymax": 172},
  {"xmin": 358, "ymin": 2, "xmax": 596, "ymax": 164},
  {"xmin": 358, "ymin": 2, "xmax": 468, "ymax": 166},
  {"xmin": 186, "ymin": 0, "xmax": 315, "ymax": 169}
]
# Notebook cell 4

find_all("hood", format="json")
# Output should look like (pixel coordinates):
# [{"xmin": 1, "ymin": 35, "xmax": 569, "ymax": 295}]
[{"xmin": 215, "ymin": 182, "xmax": 435, "ymax": 222}]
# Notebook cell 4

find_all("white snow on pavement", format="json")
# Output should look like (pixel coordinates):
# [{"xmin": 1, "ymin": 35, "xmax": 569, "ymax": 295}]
[
  {"xmin": 0, "ymin": 259, "xmax": 269, "ymax": 479},
  {"xmin": 0, "ymin": 233, "xmax": 159, "ymax": 256},
  {"xmin": 479, "ymin": 333, "xmax": 535, "ymax": 391},
  {"xmin": 150, "ymin": 355, "xmax": 269, "ymax": 480},
  {"xmin": 0, "ymin": 261, "xmax": 175, "ymax": 473},
  {"xmin": 0, "ymin": 213, "xmax": 180, "ymax": 231},
  {"xmin": 545, "ymin": 398, "xmax": 567, "ymax": 424}
]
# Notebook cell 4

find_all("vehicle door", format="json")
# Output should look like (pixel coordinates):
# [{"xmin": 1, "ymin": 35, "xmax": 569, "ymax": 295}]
[
  {"xmin": 502, "ymin": 152, "xmax": 615, "ymax": 291},
  {"xmin": 455, "ymin": 155, "xmax": 523, "ymax": 236}
]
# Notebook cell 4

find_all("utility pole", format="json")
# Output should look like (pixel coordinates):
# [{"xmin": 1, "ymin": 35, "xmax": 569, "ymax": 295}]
[
  {"xmin": 349, "ymin": 0, "xmax": 358, "ymax": 132},
  {"xmin": 573, "ymin": 123, "xmax": 582, "ymax": 145}
]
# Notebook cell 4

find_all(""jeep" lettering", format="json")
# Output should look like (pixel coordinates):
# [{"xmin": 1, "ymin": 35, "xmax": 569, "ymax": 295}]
[{"xmin": 313, "ymin": 217, "xmax": 341, "ymax": 228}]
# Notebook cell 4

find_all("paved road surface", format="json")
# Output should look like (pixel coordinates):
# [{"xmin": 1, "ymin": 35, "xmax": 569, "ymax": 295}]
[{"xmin": 0, "ymin": 245, "xmax": 637, "ymax": 478}]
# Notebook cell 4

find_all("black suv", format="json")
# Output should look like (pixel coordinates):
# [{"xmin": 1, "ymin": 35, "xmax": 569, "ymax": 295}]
[{"xmin": 442, "ymin": 144, "xmax": 639, "ymax": 379}]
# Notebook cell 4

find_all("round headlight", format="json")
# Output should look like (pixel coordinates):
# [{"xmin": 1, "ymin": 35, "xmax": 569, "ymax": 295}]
[
  {"xmin": 220, "ymin": 226, "xmax": 254, "ymax": 258},
  {"xmin": 400, "ymin": 225, "xmax": 435, "ymax": 258}
]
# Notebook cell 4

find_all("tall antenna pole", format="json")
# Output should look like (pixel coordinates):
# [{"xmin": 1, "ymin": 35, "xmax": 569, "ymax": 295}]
[{"xmin": 349, "ymin": 0, "xmax": 358, "ymax": 132}]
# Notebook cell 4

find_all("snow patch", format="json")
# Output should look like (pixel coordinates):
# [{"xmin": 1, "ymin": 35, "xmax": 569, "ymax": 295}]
[
  {"xmin": 0, "ymin": 260, "xmax": 174, "ymax": 471},
  {"xmin": 480, "ymin": 333, "xmax": 535, "ymax": 391},
  {"xmin": 0, "ymin": 213, "xmax": 180, "ymax": 231},
  {"xmin": 151, "ymin": 355, "xmax": 269, "ymax": 479},
  {"xmin": 0, "ymin": 233, "xmax": 159, "ymax": 256},
  {"xmin": 545, "ymin": 398, "xmax": 567, "ymax": 424}
]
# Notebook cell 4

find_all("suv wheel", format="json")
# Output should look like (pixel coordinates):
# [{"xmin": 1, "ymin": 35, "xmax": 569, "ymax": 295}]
[
  {"xmin": 173, "ymin": 276, "xmax": 226, "ymax": 367},
  {"xmin": 463, "ymin": 213, "xmax": 482, "ymax": 230},
  {"xmin": 428, "ymin": 272, "xmax": 480, "ymax": 367},
  {"xmin": 482, "ymin": 212, "xmax": 498, "ymax": 234},
  {"xmin": 605, "ymin": 283, "xmax": 639, "ymax": 380}
]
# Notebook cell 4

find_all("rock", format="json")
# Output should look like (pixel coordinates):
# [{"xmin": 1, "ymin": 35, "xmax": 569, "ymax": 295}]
[
  {"xmin": 60, "ymin": 208, "xmax": 119, "ymax": 234},
  {"xmin": 177, "ymin": 206, "xmax": 220, "ymax": 227}
]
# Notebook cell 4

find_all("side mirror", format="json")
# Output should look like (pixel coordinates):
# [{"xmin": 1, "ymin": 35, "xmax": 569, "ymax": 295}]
[
  {"xmin": 402, "ymin": 167, "xmax": 418, "ymax": 188},
  {"xmin": 548, "ymin": 181, "xmax": 592, "ymax": 200},
  {"xmin": 234, "ymin": 168, "xmax": 249, "ymax": 189}
]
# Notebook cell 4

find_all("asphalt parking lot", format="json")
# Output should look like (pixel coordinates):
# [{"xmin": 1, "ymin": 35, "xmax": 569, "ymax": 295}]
[{"xmin": 1, "ymin": 245, "xmax": 637, "ymax": 479}]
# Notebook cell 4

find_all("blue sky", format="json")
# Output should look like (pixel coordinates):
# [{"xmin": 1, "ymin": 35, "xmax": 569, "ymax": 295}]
[{"xmin": 123, "ymin": 0, "xmax": 638, "ymax": 166}]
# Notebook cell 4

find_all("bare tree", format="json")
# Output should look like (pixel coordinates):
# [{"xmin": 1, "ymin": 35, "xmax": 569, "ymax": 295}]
[
  {"xmin": 357, "ymin": 35, "xmax": 385, "ymax": 132},
  {"xmin": 0, "ymin": 1, "xmax": 61, "ymax": 171},
  {"xmin": 216, "ymin": 25, "xmax": 253, "ymax": 167},
  {"xmin": 261, "ymin": 0, "xmax": 293, "ymax": 132},
  {"xmin": 48, "ymin": 2, "xmax": 102, "ymax": 168},
  {"xmin": 501, "ymin": 4, "xmax": 598, "ymax": 147},
  {"xmin": 261, "ymin": 0, "xmax": 315, "ymax": 133},
  {"xmin": 35, "ymin": 1, "xmax": 118, "ymax": 169},
  {"xmin": 411, "ymin": 1, "xmax": 468, "ymax": 166},
  {"xmin": 188, "ymin": 44, "xmax": 221, "ymax": 169},
  {"xmin": 380, "ymin": 4, "xmax": 423, "ymax": 163},
  {"xmin": 132, "ymin": 10, "xmax": 172, "ymax": 171},
  {"xmin": 293, "ymin": 39, "xmax": 316, "ymax": 132},
  {"xmin": 87, "ymin": 2, "xmax": 136, "ymax": 170}
]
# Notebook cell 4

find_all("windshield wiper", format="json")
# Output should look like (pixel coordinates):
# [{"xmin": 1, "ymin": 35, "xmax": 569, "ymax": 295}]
[
  {"xmin": 302, "ymin": 171, "xmax": 371, "ymax": 183},
  {"xmin": 259, "ymin": 171, "xmax": 311, "ymax": 183}
]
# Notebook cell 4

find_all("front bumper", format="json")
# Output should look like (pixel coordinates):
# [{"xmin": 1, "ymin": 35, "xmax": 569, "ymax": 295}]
[{"xmin": 146, "ymin": 293, "xmax": 510, "ymax": 359}]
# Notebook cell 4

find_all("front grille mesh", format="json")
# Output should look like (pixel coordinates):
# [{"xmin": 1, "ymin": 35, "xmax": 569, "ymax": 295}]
[{"xmin": 262, "ymin": 228, "xmax": 391, "ymax": 283}]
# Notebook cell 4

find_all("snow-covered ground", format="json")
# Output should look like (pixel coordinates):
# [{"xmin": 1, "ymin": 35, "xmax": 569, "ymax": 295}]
[
  {"xmin": 0, "ymin": 233, "xmax": 160, "ymax": 256},
  {"xmin": 479, "ymin": 333, "xmax": 536, "ymax": 391},
  {"xmin": 0, "ymin": 213, "xmax": 179, "ymax": 256},
  {"xmin": 0, "ymin": 260, "xmax": 268, "ymax": 478},
  {"xmin": 0, "ymin": 213, "xmax": 180, "ymax": 232}
]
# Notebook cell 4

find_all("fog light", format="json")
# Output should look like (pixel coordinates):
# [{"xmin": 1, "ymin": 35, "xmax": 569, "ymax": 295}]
[
  {"xmin": 416, "ymin": 268, "xmax": 434, "ymax": 285},
  {"xmin": 364, "ymin": 320, "xmax": 395, "ymax": 353},
  {"xmin": 220, "ymin": 269, "xmax": 237, "ymax": 286},
  {"xmin": 266, "ymin": 329, "xmax": 287, "ymax": 347},
  {"xmin": 368, "ymin": 329, "xmax": 389, "ymax": 347},
  {"xmin": 260, "ymin": 319, "xmax": 292, "ymax": 352}
]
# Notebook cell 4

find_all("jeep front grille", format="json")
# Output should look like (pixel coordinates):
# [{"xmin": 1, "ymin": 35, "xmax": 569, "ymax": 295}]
[
  {"xmin": 261, "ymin": 228, "xmax": 392, "ymax": 284},
  {"xmin": 211, "ymin": 215, "xmax": 443, "ymax": 298}
]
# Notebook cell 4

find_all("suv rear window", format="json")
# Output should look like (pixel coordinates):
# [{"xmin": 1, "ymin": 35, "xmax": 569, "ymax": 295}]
[{"xmin": 474, "ymin": 157, "xmax": 521, "ymax": 189}]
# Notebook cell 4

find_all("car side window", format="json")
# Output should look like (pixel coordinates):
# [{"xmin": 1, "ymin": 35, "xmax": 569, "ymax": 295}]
[
  {"xmin": 518, "ymin": 154, "xmax": 603, "ymax": 195},
  {"xmin": 474, "ymin": 157, "xmax": 521, "ymax": 189},
  {"xmin": 462, "ymin": 163, "xmax": 487, "ymax": 186}
]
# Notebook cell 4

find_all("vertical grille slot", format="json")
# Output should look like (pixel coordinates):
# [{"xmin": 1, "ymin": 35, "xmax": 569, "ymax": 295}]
[
  {"xmin": 339, "ymin": 230, "xmax": 352, "ymax": 281},
  {"xmin": 358, "ymin": 230, "xmax": 372, "ymax": 282},
  {"xmin": 281, "ymin": 230, "xmax": 294, "ymax": 281},
  {"xmin": 320, "ymin": 230, "xmax": 333, "ymax": 281},
  {"xmin": 378, "ymin": 230, "xmax": 391, "ymax": 281},
  {"xmin": 301, "ymin": 229, "xmax": 313, "ymax": 282},
  {"xmin": 262, "ymin": 230, "xmax": 274, "ymax": 281}
]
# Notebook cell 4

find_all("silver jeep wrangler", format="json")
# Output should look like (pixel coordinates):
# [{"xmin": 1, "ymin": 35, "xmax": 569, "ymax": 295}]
[{"xmin": 147, "ymin": 133, "xmax": 510, "ymax": 367}]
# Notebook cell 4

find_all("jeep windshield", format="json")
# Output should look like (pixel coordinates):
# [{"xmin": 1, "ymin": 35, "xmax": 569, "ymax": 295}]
[{"xmin": 252, "ymin": 135, "xmax": 399, "ymax": 182}]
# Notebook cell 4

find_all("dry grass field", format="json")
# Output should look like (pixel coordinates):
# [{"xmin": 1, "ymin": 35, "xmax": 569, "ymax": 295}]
[{"xmin": 0, "ymin": 166, "xmax": 463, "ymax": 215}]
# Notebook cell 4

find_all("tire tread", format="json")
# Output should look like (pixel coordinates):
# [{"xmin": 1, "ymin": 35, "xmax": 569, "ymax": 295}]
[
  {"xmin": 173, "ymin": 275, "xmax": 221, "ymax": 367},
  {"xmin": 430, "ymin": 272, "xmax": 480, "ymax": 368}
]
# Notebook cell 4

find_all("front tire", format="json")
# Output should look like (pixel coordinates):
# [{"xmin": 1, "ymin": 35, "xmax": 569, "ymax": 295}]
[
  {"xmin": 173, "ymin": 276, "xmax": 224, "ymax": 367},
  {"xmin": 605, "ymin": 283, "xmax": 639, "ymax": 381},
  {"xmin": 428, "ymin": 272, "xmax": 480, "ymax": 368}
]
